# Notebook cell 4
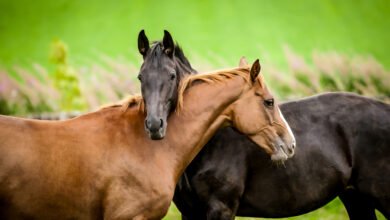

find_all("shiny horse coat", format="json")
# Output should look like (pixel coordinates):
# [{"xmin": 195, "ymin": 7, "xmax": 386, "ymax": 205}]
[
  {"xmin": 174, "ymin": 92, "xmax": 390, "ymax": 220},
  {"xmin": 0, "ymin": 64, "xmax": 295, "ymax": 219}
]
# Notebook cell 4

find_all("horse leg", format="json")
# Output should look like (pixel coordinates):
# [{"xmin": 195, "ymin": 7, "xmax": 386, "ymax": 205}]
[
  {"xmin": 206, "ymin": 198, "xmax": 239, "ymax": 220},
  {"xmin": 371, "ymin": 194, "xmax": 390, "ymax": 219},
  {"xmin": 181, "ymin": 215, "xmax": 190, "ymax": 220},
  {"xmin": 339, "ymin": 188, "xmax": 377, "ymax": 220},
  {"xmin": 181, "ymin": 214, "xmax": 206, "ymax": 220},
  {"xmin": 376, "ymin": 202, "xmax": 390, "ymax": 219},
  {"xmin": 350, "ymin": 172, "xmax": 390, "ymax": 218},
  {"xmin": 173, "ymin": 181, "xmax": 208, "ymax": 220},
  {"xmin": 133, "ymin": 215, "xmax": 147, "ymax": 220}
]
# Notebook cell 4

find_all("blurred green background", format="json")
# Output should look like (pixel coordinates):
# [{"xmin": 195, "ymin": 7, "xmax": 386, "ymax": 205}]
[
  {"xmin": 1, "ymin": 0, "xmax": 389, "ymax": 69},
  {"xmin": 0, "ymin": 0, "xmax": 389, "ymax": 219}
]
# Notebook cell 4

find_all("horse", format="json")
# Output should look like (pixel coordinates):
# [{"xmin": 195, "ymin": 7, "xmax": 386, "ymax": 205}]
[
  {"xmin": 174, "ymin": 92, "xmax": 390, "ymax": 220},
  {"xmin": 135, "ymin": 31, "xmax": 389, "ymax": 219},
  {"xmin": 137, "ymin": 30, "xmax": 197, "ymax": 140},
  {"xmin": 0, "ymin": 62, "xmax": 295, "ymax": 219}
]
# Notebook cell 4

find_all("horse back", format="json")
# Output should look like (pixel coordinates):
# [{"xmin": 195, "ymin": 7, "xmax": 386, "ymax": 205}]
[{"xmin": 0, "ymin": 114, "xmax": 115, "ymax": 219}]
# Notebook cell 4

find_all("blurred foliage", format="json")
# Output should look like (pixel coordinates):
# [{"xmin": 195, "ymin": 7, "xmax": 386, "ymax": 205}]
[
  {"xmin": 0, "ymin": 99, "xmax": 16, "ymax": 115},
  {"xmin": 0, "ymin": 42, "xmax": 139, "ymax": 116},
  {"xmin": 0, "ymin": 67, "xmax": 54, "ymax": 115},
  {"xmin": 50, "ymin": 40, "xmax": 87, "ymax": 111},
  {"xmin": 268, "ymin": 48, "xmax": 390, "ymax": 103},
  {"xmin": 1, "ymin": 47, "xmax": 389, "ymax": 116}
]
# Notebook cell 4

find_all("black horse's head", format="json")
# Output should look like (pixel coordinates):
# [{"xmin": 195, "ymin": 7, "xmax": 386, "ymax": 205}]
[{"xmin": 137, "ymin": 30, "xmax": 196, "ymax": 140}]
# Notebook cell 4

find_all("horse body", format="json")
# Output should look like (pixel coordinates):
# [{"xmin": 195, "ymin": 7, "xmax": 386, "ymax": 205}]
[
  {"xmin": 174, "ymin": 92, "xmax": 390, "ymax": 219},
  {"xmin": 135, "ymin": 30, "xmax": 389, "ymax": 219},
  {"xmin": 0, "ymin": 111, "xmax": 172, "ymax": 219},
  {"xmin": 0, "ymin": 64, "xmax": 295, "ymax": 219},
  {"xmin": 134, "ymin": 31, "xmax": 390, "ymax": 219},
  {"xmin": 0, "ymin": 115, "xmax": 103, "ymax": 219}
]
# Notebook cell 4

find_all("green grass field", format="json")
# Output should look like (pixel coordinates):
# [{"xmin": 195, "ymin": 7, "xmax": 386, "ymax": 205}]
[{"xmin": 163, "ymin": 198, "xmax": 386, "ymax": 220}]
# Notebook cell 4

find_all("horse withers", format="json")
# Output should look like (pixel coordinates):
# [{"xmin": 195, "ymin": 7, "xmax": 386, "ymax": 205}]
[{"xmin": 0, "ymin": 61, "xmax": 295, "ymax": 219}]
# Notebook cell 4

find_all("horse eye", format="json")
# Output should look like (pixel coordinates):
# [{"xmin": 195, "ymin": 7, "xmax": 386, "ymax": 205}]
[
  {"xmin": 170, "ymin": 73, "xmax": 176, "ymax": 81},
  {"xmin": 264, "ymin": 99, "xmax": 274, "ymax": 107}
]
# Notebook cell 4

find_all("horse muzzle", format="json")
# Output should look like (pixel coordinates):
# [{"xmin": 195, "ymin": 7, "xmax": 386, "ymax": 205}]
[
  {"xmin": 271, "ymin": 138, "xmax": 295, "ymax": 162},
  {"xmin": 145, "ymin": 117, "xmax": 167, "ymax": 140}
]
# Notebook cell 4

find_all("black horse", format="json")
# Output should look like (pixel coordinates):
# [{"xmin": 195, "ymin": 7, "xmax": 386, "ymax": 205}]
[
  {"xmin": 137, "ymin": 30, "xmax": 196, "ymax": 140},
  {"xmin": 136, "ymin": 31, "xmax": 390, "ymax": 219},
  {"xmin": 174, "ymin": 92, "xmax": 390, "ymax": 220}
]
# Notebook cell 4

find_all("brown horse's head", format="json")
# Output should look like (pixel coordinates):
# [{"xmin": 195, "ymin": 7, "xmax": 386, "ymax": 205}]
[{"xmin": 229, "ymin": 58, "xmax": 296, "ymax": 162}]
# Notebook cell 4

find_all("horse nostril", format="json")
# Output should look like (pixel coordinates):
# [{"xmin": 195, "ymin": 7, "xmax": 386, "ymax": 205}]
[
  {"xmin": 292, "ymin": 143, "xmax": 296, "ymax": 149},
  {"xmin": 280, "ymin": 143, "xmax": 294, "ymax": 156},
  {"xmin": 145, "ymin": 119, "xmax": 149, "ymax": 129},
  {"xmin": 160, "ymin": 119, "xmax": 164, "ymax": 128},
  {"xmin": 279, "ymin": 144, "xmax": 285, "ymax": 152}
]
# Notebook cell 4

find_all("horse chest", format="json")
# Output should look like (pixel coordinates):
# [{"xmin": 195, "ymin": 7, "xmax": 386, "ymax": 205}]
[{"xmin": 102, "ymin": 167, "xmax": 174, "ymax": 219}]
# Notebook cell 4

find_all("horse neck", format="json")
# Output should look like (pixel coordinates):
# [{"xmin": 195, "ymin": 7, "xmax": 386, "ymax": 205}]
[{"xmin": 162, "ymin": 75, "xmax": 247, "ymax": 183}]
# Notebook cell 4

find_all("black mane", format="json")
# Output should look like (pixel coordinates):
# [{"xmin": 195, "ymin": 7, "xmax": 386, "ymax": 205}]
[{"xmin": 174, "ymin": 44, "xmax": 193, "ymax": 69}]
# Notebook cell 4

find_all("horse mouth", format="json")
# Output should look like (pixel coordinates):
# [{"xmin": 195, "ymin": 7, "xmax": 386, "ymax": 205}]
[
  {"xmin": 271, "ymin": 146, "xmax": 289, "ymax": 162},
  {"xmin": 144, "ymin": 115, "xmax": 168, "ymax": 140},
  {"xmin": 149, "ymin": 133, "xmax": 164, "ymax": 140},
  {"xmin": 147, "ymin": 129, "xmax": 166, "ymax": 140}
]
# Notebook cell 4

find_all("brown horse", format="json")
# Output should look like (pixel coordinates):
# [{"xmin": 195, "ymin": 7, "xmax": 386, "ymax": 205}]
[{"xmin": 0, "ymin": 61, "xmax": 295, "ymax": 219}]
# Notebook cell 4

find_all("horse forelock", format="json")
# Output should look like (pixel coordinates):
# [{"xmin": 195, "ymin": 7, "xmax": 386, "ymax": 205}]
[
  {"xmin": 147, "ymin": 42, "xmax": 163, "ymax": 66},
  {"xmin": 176, "ymin": 67, "xmax": 251, "ymax": 112}
]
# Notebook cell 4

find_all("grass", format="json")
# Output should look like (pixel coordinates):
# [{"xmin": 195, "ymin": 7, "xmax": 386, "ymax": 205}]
[{"xmin": 163, "ymin": 198, "xmax": 387, "ymax": 220}]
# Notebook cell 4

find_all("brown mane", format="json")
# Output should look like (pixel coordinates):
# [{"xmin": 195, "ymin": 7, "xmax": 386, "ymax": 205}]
[
  {"xmin": 177, "ymin": 66, "xmax": 251, "ymax": 111},
  {"xmin": 101, "ymin": 94, "xmax": 145, "ymax": 113}
]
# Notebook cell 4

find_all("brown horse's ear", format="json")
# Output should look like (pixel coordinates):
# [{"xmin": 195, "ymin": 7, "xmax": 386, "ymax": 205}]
[
  {"xmin": 163, "ymin": 30, "xmax": 174, "ymax": 57},
  {"xmin": 239, "ymin": 56, "xmax": 248, "ymax": 67},
  {"xmin": 138, "ymin": 30, "xmax": 150, "ymax": 58},
  {"xmin": 250, "ymin": 59, "xmax": 261, "ymax": 82}
]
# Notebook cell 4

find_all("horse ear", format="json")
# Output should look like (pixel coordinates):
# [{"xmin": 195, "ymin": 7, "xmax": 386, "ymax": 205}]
[
  {"xmin": 239, "ymin": 56, "xmax": 248, "ymax": 67},
  {"xmin": 163, "ymin": 30, "xmax": 174, "ymax": 57},
  {"xmin": 250, "ymin": 59, "xmax": 261, "ymax": 82},
  {"xmin": 138, "ymin": 30, "xmax": 150, "ymax": 58}
]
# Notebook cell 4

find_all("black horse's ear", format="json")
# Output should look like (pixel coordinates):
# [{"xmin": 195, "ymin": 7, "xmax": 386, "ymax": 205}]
[
  {"xmin": 250, "ymin": 59, "xmax": 261, "ymax": 82},
  {"xmin": 163, "ymin": 30, "xmax": 174, "ymax": 57},
  {"xmin": 138, "ymin": 30, "xmax": 150, "ymax": 58}
]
